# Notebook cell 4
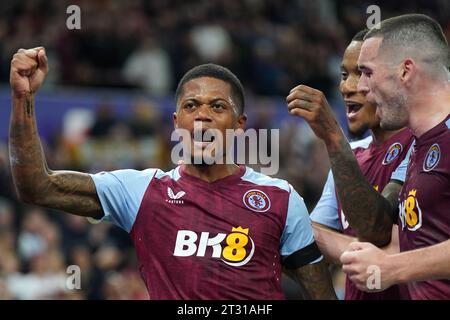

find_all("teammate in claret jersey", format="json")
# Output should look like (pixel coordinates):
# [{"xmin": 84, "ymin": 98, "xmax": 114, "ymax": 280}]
[
  {"xmin": 287, "ymin": 14, "xmax": 450, "ymax": 299},
  {"xmin": 395, "ymin": 114, "xmax": 450, "ymax": 298},
  {"xmin": 9, "ymin": 47, "xmax": 336, "ymax": 299},
  {"xmin": 307, "ymin": 29, "xmax": 414, "ymax": 300}
]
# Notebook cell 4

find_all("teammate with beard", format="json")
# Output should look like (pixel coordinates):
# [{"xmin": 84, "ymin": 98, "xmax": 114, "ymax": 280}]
[
  {"xmin": 302, "ymin": 30, "xmax": 414, "ymax": 299},
  {"xmin": 288, "ymin": 14, "xmax": 450, "ymax": 299}
]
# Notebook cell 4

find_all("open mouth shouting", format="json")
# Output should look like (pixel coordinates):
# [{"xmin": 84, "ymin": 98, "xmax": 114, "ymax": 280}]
[{"xmin": 345, "ymin": 100, "xmax": 364, "ymax": 121}]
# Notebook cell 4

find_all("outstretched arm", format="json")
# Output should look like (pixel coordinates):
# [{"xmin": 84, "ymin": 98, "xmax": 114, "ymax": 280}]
[
  {"xmin": 312, "ymin": 222, "xmax": 355, "ymax": 264},
  {"xmin": 313, "ymin": 222, "xmax": 400, "ymax": 264},
  {"xmin": 341, "ymin": 238, "xmax": 450, "ymax": 292},
  {"xmin": 287, "ymin": 85, "xmax": 396, "ymax": 246},
  {"xmin": 9, "ymin": 47, "xmax": 103, "ymax": 218}
]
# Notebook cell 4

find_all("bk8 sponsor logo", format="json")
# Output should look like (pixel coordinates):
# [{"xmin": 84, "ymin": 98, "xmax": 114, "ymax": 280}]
[
  {"xmin": 399, "ymin": 189, "xmax": 422, "ymax": 231},
  {"xmin": 173, "ymin": 226, "xmax": 255, "ymax": 267}
]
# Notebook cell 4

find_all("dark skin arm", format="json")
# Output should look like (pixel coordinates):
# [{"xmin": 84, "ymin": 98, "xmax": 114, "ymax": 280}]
[
  {"xmin": 287, "ymin": 85, "xmax": 396, "ymax": 247},
  {"xmin": 284, "ymin": 260, "xmax": 337, "ymax": 300},
  {"xmin": 327, "ymin": 134, "xmax": 400, "ymax": 246},
  {"xmin": 9, "ymin": 47, "xmax": 103, "ymax": 218}
]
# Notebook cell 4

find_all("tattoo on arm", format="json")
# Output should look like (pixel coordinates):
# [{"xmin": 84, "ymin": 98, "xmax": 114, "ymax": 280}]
[
  {"xmin": 9, "ymin": 93, "xmax": 103, "ymax": 218},
  {"xmin": 293, "ymin": 261, "xmax": 337, "ymax": 300},
  {"xmin": 43, "ymin": 171, "xmax": 103, "ymax": 218},
  {"xmin": 25, "ymin": 97, "xmax": 33, "ymax": 117},
  {"xmin": 328, "ymin": 135, "xmax": 394, "ymax": 246}
]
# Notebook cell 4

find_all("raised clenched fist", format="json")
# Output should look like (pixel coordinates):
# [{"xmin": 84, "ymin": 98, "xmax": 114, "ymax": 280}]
[
  {"xmin": 286, "ymin": 84, "xmax": 342, "ymax": 144},
  {"xmin": 10, "ymin": 47, "xmax": 49, "ymax": 98}
]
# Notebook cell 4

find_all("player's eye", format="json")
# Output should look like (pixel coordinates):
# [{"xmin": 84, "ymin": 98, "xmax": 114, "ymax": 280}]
[
  {"xmin": 341, "ymin": 72, "xmax": 348, "ymax": 81},
  {"xmin": 211, "ymin": 103, "xmax": 225, "ymax": 110},
  {"xmin": 183, "ymin": 102, "xmax": 196, "ymax": 109},
  {"xmin": 361, "ymin": 69, "xmax": 372, "ymax": 78}
]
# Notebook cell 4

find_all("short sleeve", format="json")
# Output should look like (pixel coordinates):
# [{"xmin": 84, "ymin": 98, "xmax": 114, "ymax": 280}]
[
  {"xmin": 310, "ymin": 170, "xmax": 342, "ymax": 230},
  {"xmin": 280, "ymin": 185, "xmax": 323, "ymax": 269},
  {"xmin": 390, "ymin": 142, "xmax": 415, "ymax": 183},
  {"xmin": 89, "ymin": 169, "xmax": 157, "ymax": 232}
]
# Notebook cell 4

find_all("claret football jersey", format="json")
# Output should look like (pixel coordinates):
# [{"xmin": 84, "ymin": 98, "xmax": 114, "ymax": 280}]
[
  {"xmin": 311, "ymin": 128, "xmax": 415, "ymax": 300},
  {"xmin": 398, "ymin": 115, "xmax": 450, "ymax": 299},
  {"xmin": 90, "ymin": 165, "xmax": 322, "ymax": 299}
]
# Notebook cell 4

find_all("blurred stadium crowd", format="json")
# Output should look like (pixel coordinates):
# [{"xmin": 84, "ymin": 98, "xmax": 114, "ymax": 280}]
[{"xmin": 0, "ymin": 0, "xmax": 449, "ymax": 299}]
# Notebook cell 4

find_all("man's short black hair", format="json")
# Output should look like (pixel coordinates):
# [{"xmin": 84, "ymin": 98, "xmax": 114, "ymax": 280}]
[
  {"xmin": 175, "ymin": 63, "xmax": 245, "ymax": 115},
  {"xmin": 352, "ymin": 29, "xmax": 369, "ymax": 42}
]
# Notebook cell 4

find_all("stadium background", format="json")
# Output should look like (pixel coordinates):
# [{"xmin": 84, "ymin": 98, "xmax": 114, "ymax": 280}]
[{"xmin": 0, "ymin": 0, "xmax": 448, "ymax": 299}]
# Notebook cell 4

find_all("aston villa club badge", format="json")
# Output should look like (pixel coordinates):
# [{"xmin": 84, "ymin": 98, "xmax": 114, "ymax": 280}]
[
  {"xmin": 382, "ymin": 142, "xmax": 403, "ymax": 165},
  {"xmin": 423, "ymin": 143, "xmax": 440, "ymax": 172},
  {"xmin": 243, "ymin": 189, "xmax": 271, "ymax": 212}
]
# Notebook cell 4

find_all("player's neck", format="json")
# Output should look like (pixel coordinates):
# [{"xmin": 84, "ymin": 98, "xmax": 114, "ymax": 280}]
[
  {"xmin": 182, "ymin": 163, "xmax": 240, "ymax": 183},
  {"xmin": 408, "ymin": 80, "xmax": 450, "ymax": 137},
  {"xmin": 371, "ymin": 126, "xmax": 404, "ymax": 145}
]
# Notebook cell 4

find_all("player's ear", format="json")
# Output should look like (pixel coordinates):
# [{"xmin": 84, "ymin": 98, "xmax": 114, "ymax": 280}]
[
  {"xmin": 399, "ymin": 58, "xmax": 416, "ymax": 86},
  {"xmin": 173, "ymin": 112, "xmax": 178, "ymax": 129},
  {"xmin": 236, "ymin": 113, "xmax": 247, "ymax": 130}
]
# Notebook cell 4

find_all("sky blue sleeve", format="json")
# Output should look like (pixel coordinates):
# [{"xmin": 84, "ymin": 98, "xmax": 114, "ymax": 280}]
[
  {"xmin": 280, "ymin": 185, "xmax": 323, "ymax": 264},
  {"xmin": 390, "ymin": 141, "xmax": 415, "ymax": 182},
  {"xmin": 309, "ymin": 170, "xmax": 342, "ymax": 230},
  {"xmin": 89, "ymin": 169, "xmax": 157, "ymax": 232}
]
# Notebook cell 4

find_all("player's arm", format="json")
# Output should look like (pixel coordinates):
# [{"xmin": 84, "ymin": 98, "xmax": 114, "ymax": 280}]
[
  {"xmin": 291, "ymin": 260, "xmax": 337, "ymax": 300},
  {"xmin": 313, "ymin": 222, "xmax": 399, "ymax": 263},
  {"xmin": 312, "ymin": 222, "xmax": 355, "ymax": 264},
  {"xmin": 9, "ymin": 47, "xmax": 103, "ymax": 218},
  {"xmin": 309, "ymin": 168, "xmax": 400, "ymax": 263},
  {"xmin": 282, "ymin": 185, "xmax": 337, "ymax": 299},
  {"xmin": 309, "ymin": 170, "xmax": 354, "ymax": 263},
  {"xmin": 341, "ymin": 238, "xmax": 450, "ymax": 292},
  {"xmin": 392, "ymin": 238, "xmax": 450, "ymax": 283},
  {"xmin": 287, "ymin": 85, "xmax": 396, "ymax": 246}
]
